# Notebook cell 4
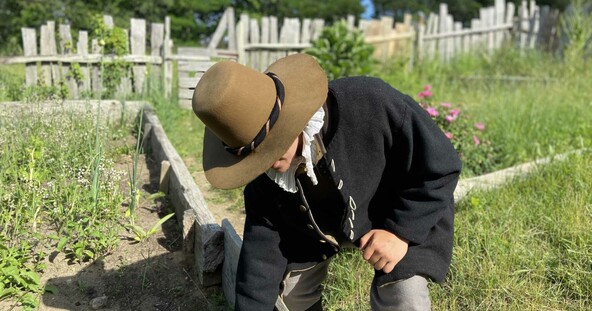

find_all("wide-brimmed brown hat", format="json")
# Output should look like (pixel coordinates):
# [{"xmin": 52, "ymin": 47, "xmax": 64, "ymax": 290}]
[{"xmin": 192, "ymin": 53, "xmax": 328, "ymax": 189}]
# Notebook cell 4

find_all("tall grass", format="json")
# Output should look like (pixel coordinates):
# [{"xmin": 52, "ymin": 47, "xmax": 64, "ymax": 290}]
[{"xmin": 430, "ymin": 151, "xmax": 592, "ymax": 310}]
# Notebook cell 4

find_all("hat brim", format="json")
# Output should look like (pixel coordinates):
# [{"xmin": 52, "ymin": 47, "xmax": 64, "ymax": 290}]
[{"xmin": 202, "ymin": 54, "xmax": 328, "ymax": 189}]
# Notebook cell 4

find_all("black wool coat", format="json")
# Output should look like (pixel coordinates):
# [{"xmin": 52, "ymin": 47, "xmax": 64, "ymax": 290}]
[{"xmin": 235, "ymin": 77, "xmax": 462, "ymax": 310}]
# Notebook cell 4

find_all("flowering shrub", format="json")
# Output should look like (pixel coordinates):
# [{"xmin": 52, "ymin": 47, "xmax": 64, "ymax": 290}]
[{"xmin": 416, "ymin": 85, "xmax": 499, "ymax": 176}]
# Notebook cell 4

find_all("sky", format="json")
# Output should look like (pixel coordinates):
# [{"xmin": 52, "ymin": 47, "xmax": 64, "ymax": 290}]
[{"xmin": 361, "ymin": 0, "xmax": 375, "ymax": 19}]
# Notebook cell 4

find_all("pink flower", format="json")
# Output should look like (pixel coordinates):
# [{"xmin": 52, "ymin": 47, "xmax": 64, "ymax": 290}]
[
  {"xmin": 450, "ymin": 109, "xmax": 460, "ymax": 117},
  {"xmin": 423, "ymin": 84, "xmax": 432, "ymax": 91},
  {"xmin": 440, "ymin": 102, "xmax": 452, "ymax": 108},
  {"xmin": 473, "ymin": 135, "xmax": 481, "ymax": 145},
  {"xmin": 474, "ymin": 122, "xmax": 485, "ymax": 131},
  {"xmin": 445, "ymin": 132, "xmax": 454, "ymax": 139},
  {"xmin": 418, "ymin": 90, "xmax": 433, "ymax": 99},
  {"xmin": 426, "ymin": 107, "xmax": 439, "ymax": 117},
  {"xmin": 445, "ymin": 115, "xmax": 457, "ymax": 123}
]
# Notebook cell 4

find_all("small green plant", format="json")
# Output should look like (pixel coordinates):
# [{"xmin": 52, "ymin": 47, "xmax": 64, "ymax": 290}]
[
  {"xmin": 416, "ymin": 84, "xmax": 501, "ymax": 176},
  {"xmin": 92, "ymin": 14, "xmax": 131, "ymax": 98},
  {"xmin": 561, "ymin": 0, "xmax": 592, "ymax": 66},
  {"xmin": 126, "ymin": 211, "xmax": 175, "ymax": 242},
  {"xmin": 0, "ymin": 238, "xmax": 44, "ymax": 310},
  {"xmin": 306, "ymin": 20, "xmax": 375, "ymax": 80}
]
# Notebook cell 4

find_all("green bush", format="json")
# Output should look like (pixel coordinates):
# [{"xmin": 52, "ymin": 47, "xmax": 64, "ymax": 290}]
[
  {"xmin": 305, "ymin": 20, "xmax": 375, "ymax": 80},
  {"xmin": 416, "ymin": 85, "xmax": 501, "ymax": 177}
]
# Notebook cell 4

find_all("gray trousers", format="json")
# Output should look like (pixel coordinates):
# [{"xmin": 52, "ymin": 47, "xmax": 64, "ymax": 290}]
[{"xmin": 279, "ymin": 259, "xmax": 431, "ymax": 311}]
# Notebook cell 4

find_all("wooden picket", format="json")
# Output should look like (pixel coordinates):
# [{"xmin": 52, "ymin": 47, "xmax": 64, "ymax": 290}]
[{"xmin": 235, "ymin": 14, "xmax": 324, "ymax": 71}]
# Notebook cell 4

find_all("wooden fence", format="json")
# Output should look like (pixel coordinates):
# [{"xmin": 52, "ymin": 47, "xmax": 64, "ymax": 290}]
[
  {"xmin": 3, "ymin": 1, "xmax": 564, "ymax": 103},
  {"xmin": 415, "ymin": 0, "xmax": 560, "ymax": 62}
]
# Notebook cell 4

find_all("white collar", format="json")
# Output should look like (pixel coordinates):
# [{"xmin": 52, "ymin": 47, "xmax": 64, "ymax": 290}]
[{"xmin": 265, "ymin": 106, "xmax": 325, "ymax": 193}]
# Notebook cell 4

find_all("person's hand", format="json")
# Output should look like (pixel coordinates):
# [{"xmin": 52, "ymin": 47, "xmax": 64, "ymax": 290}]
[{"xmin": 359, "ymin": 229, "xmax": 409, "ymax": 273}]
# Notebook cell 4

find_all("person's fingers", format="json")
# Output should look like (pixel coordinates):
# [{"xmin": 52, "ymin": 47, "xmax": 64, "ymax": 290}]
[
  {"xmin": 359, "ymin": 231, "xmax": 372, "ymax": 250},
  {"xmin": 382, "ymin": 261, "xmax": 396, "ymax": 273},
  {"xmin": 373, "ymin": 257, "xmax": 388, "ymax": 271},
  {"xmin": 362, "ymin": 242, "xmax": 375, "ymax": 261}
]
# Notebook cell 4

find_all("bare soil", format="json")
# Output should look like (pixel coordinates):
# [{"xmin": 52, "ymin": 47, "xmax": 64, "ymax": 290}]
[{"xmin": 31, "ymin": 152, "xmax": 229, "ymax": 310}]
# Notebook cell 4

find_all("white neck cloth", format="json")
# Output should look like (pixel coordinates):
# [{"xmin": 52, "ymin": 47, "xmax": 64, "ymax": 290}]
[{"xmin": 265, "ymin": 106, "xmax": 325, "ymax": 193}]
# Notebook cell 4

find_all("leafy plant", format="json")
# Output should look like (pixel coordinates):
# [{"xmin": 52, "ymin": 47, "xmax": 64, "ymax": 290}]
[
  {"xmin": 306, "ymin": 20, "xmax": 375, "ymax": 80},
  {"xmin": 91, "ymin": 14, "xmax": 131, "ymax": 98},
  {"xmin": 416, "ymin": 84, "xmax": 501, "ymax": 176},
  {"xmin": 126, "ymin": 212, "xmax": 175, "ymax": 242},
  {"xmin": 560, "ymin": 0, "xmax": 592, "ymax": 66},
  {"xmin": 0, "ymin": 238, "xmax": 44, "ymax": 310}
]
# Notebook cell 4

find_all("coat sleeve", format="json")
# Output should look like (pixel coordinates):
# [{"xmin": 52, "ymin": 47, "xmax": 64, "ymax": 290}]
[
  {"xmin": 383, "ymin": 94, "xmax": 462, "ymax": 245},
  {"xmin": 235, "ymin": 182, "xmax": 288, "ymax": 311}
]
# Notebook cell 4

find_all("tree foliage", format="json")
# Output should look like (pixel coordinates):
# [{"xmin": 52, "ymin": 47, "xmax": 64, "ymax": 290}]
[{"xmin": 371, "ymin": 0, "xmax": 572, "ymax": 24}]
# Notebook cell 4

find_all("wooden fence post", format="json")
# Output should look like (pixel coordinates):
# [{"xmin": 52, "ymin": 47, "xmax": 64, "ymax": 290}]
[
  {"xmin": 163, "ymin": 16, "xmax": 172, "ymax": 98},
  {"xmin": 21, "ymin": 28, "xmax": 37, "ymax": 86},
  {"xmin": 131, "ymin": 18, "xmax": 146, "ymax": 94},
  {"xmin": 91, "ymin": 39, "xmax": 101, "ymax": 95},
  {"xmin": 438, "ymin": 4, "xmax": 448, "ymax": 62},
  {"xmin": 77, "ymin": 31, "xmax": 91, "ymax": 94},
  {"xmin": 249, "ymin": 18, "xmax": 261, "ymax": 70},
  {"xmin": 151, "ymin": 22, "xmax": 164, "ymax": 90},
  {"xmin": 59, "ymin": 24, "xmax": 79, "ymax": 98}
]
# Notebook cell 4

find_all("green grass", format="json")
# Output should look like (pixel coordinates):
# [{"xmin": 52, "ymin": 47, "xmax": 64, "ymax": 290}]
[{"xmin": 430, "ymin": 151, "xmax": 592, "ymax": 310}]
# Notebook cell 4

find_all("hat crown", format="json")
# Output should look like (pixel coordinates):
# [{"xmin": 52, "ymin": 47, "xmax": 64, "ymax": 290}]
[{"xmin": 193, "ymin": 61, "xmax": 277, "ymax": 148}]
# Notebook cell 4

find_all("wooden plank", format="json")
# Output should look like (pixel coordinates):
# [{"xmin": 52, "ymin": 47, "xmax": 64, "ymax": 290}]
[
  {"xmin": 116, "ymin": 28, "xmax": 132, "ymax": 98},
  {"xmin": 310, "ymin": 19, "xmax": 324, "ymax": 41},
  {"xmin": 528, "ymin": 1, "xmax": 539, "ymax": 49},
  {"xmin": 301, "ymin": 18, "xmax": 311, "ymax": 43},
  {"xmin": 40, "ymin": 24, "xmax": 52, "ymax": 86},
  {"xmin": 519, "ymin": 1, "xmax": 528, "ymax": 50},
  {"xmin": 103, "ymin": 15, "xmax": 114, "ymax": 29},
  {"xmin": 487, "ymin": 8, "xmax": 495, "ymax": 53},
  {"xmin": 59, "ymin": 24, "xmax": 78, "ymax": 98},
  {"xmin": 178, "ymin": 99, "xmax": 192, "ymax": 110},
  {"xmin": 150, "ymin": 22, "xmax": 164, "ymax": 89},
  {"xmin": 131, "ymin": 18, "xmax": 146, "ymax": 94},
  {"xmin": 178, "ymin": 88, "xmax": 195, "ymax": 100},
  {"xmin": 505, "ymin": 2, "xmax": 516, "ymax": 43},
  {"xmin": 446, "ymin": 15, "xmax": 454, "ymax": 61},
  {"xmin": 159, "ymin": 160, "xmax": 171, "ymax": 193},
  {"xmin": 77, "ymin": 31, "xmax": 90, "ymax": 93},
  {"xmin": 221, "ymin": 219, "xmax": 242, "ymax": 308},
  {"xmin": 227, "ymin": 7, "xmax": 237, "ymax": 51},
  {"xmin": 454, "ymin": 22, "xmax": 462, "ymax": 57},
  {"xmin": 208, "ymin": 7, "xmax": 229, "ymax": 50},
  {"xmin": 21, "ymin": 28, "xmax": 37, "ymax": 86},
  {"xmin": 261, "ymin": 17, "xmax": 270, "ymax": 71},
  {"xmin": 143, "ymin": 109, "xmax": 223, "ymax": 286},
  {"xmin": 47, "ymin": 21, "xmax": 60, "ymax": 86},
  {"xmin": 91, "ymin": 39, "xmax": 101, "ymax": 94},
  {"xmin": 438, "ymin": 4, "xmax": 448, "ymax": 61},
  {"xmin": 269, "ymin": 16, "xmax": 279, "ymax": 63},
  {"xmin": 417, "ymin": 14, "xmax": 426, "ymax": 61},
  {"xmin": 178, "ymin": 61, "xmax": 215, "ymax": 73},
  {"xmin": 179, "ymin": 76, "xmax": 201, "ymax": 89},
  {"xmin": 237, "ymin": 13, "xmax": 249, "ymax": 65},
  {"xmin": 347, "ymin": 15, "xmax": 355, "ymax": 31},
  {"xmin": 426, "ymin": 13, "xmax": 437, "ymax": 60},
  {"xmin": 164, "ymin": 16, "xmax": 173, "ymax": 97},
  {"xmin": 5, "ymin": 54, "xmax": 163, "ymax": 64},
  {"xmin": 494, "ymin": 0, "xmax": 506, "ymax": 48},
  {"xmin": 249, "ymin": 18, "xmax": 261, "ymax": 70}
]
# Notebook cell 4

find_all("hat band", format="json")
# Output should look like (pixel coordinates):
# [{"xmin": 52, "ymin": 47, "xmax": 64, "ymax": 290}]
[{"xmin": 223, "ymin": 72, "xmax": 285, "ymax": 156}]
